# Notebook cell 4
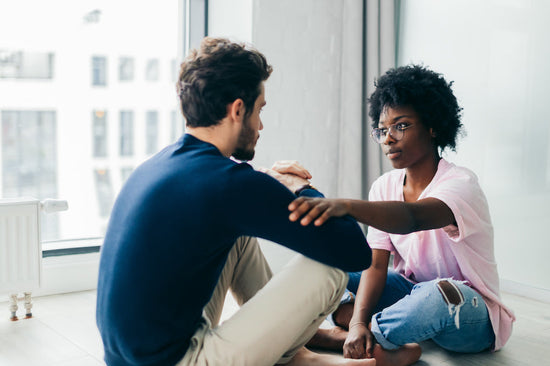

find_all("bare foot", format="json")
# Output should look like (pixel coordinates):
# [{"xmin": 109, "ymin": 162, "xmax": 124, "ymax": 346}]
[
  {"xmin": 282, "ymin": 347, "xmax": 376, "ymax": 366},
  {"xmin": 371, "ymin": 343, "xmax": 421, "ymax": 366},
  {"xmin": 307, "ymin": 326, "xmax": 348, "ymax": 351}
]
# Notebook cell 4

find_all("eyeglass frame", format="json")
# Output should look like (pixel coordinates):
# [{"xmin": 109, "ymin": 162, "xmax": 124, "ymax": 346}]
[{"xmin": 370, "ymin": 122, "xmax": 414, "ymax": 144}]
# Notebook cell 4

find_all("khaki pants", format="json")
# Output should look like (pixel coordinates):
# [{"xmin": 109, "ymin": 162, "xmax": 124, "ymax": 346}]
[{"xmin": 177, "ymin": 236, "xmax": 348, "ymax": 366}]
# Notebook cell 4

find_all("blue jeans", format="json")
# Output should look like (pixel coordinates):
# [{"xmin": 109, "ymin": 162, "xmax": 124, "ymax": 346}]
[{"xmin": 346, "ymin": 270, "xmax": 495, "ymax": 353}]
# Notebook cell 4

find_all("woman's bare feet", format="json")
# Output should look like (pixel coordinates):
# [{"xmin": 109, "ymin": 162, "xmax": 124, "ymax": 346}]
[
  {"xmin": 281, "ymin": 343, "xmax": 421, "ymax": 366},
  {"xmin": 371, "ymin": 343, "xmax": 422, "ymax": 366},
  {"xmin": 282, "ymin": 347, "xmax": 376, "ymax": 366}
]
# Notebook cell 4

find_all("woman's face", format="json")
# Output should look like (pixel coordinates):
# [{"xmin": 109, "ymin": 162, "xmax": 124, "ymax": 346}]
[{"xmin": 378, "ymin": 105, "xmax": 437, "ymax": 170}]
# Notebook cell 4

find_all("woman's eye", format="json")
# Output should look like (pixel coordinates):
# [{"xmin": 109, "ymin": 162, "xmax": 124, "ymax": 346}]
[{"xmin": 396, "ymin": 123, "xmax": 408, "ymax": 131}]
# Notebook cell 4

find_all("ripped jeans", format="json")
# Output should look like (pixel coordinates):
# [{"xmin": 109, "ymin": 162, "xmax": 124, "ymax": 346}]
[{"xmin": 346, "ymin": 270, "xmax": 495, "ymax": 353}]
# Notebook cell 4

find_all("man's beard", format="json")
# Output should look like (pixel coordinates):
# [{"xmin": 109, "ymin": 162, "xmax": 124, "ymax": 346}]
[{"xmin": 232, "ymin": 116, "xmax": 257, "ymax": 161}]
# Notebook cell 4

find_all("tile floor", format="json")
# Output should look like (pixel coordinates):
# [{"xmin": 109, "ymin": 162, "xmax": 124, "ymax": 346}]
[{"xmin": 0, "ymin": 290, "xmax": 548, "ymax": 365}]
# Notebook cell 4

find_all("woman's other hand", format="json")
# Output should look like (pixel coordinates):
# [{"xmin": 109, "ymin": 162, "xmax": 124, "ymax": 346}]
[{"xmin": 343, "ymin": 322, "xmax": 375, "ymax": 359}]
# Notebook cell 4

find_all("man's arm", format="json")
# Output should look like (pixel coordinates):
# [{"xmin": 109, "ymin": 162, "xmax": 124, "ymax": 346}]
[{"xmin": 223, "ymin": 164, "xmax": 371, "ymax": 272}]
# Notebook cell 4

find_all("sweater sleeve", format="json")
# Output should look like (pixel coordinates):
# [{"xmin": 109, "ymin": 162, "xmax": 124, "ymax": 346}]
[{"xmin": 221, "ymin": 164, "xmax": 372, "ymax": 272}]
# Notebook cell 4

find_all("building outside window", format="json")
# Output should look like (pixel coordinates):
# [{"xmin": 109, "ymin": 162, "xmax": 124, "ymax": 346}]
[
  {"xmin": 171, "ymin": 110, "xmax": 184, "ymax": 142},
  {"xmin": 145, "ymin": 59, "xmax": 159, "ymax": 81},
  {"xmin": 0, "ymin": 50, "xmax": 54, "ymax": 79},
  {"xmin": 93, "ymin": 110, "xmax": 108, "ymax": 158},
  {"xmin": 146, "ymin": 111, "xmax": 159, "ymax": 154},
  {"xmin": 119, "ymin": 57, "xmax": 134, "ymax": 81},
  {"xmin": 94, "ymin": 169, "xmax": 114, "ymax": 218},
  {"xmin": 92, "ymin": 56, "xmax": 107, "ymax": 86},
  {"xmin": 119, "ymin": 110, "xmax": 134, "ymax": 157}
]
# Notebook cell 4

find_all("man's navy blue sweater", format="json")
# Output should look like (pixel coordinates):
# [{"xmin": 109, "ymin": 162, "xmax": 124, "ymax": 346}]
[{"xmin": 96, "ymin": 134, "xmax": 372, "ymax": 366}]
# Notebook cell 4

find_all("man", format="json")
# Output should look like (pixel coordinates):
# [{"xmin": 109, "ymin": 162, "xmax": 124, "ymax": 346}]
[{"xmin": 96, "ymin": 37, "xmax": 415, "ymax": 366}]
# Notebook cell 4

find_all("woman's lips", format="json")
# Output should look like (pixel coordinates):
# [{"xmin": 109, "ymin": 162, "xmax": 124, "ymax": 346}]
[{"xmin": 387, "ymin": 150, "xmax": 401, "ymax": 159}]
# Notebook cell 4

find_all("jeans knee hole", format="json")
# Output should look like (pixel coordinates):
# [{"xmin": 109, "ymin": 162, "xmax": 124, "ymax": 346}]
[{"xmin": 436, "ymin": 280, "xmax": 464, "ymax": 306}]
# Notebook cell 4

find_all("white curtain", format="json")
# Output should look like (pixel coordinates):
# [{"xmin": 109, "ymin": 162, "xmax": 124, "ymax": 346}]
[{"xmin": 362, "ymin": 0, "xmax": 398, "ymax": 197}]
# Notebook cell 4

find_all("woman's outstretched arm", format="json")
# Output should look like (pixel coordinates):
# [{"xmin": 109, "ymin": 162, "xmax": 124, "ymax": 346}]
[{"xmin": 288, "ymin": 197, "xmax": 455, "ymax": 234}]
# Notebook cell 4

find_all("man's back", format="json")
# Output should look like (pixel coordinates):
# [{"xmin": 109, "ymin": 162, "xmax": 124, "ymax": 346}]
[{"xmin": 96, "ymin": 134, "xmax": 371, "ymax": 366}]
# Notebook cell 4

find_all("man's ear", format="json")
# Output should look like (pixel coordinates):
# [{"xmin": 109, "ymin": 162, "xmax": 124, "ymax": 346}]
[{"xmin": 228, "ymin": 98, "xmax": 245, "ymax": 123}]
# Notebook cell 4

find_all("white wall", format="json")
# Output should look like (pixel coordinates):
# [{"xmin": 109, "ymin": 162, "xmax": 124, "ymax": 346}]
[
  {"xmin": 251, "ymin": 0, "xmax": 364, "ymax": 199},
  {"xmin": 398, "ymin": 0, "xmax": 550, "ymax": 292},
  {"xmin": 208, "ymin": 0, "xmax": 253, "ymax": 43}
]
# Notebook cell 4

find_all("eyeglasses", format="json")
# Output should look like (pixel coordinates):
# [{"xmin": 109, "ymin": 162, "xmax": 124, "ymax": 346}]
[{"xmin": 370, "ymin": 123, "xmax": 413, "ymax": 144}]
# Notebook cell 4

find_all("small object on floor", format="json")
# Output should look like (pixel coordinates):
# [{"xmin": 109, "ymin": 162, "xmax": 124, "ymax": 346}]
[
  {"xmin": 24, "ymin": 292, "xmax": 33, "ymax": 318},
  {"xmin": 9, "ymin": 293, "xmax": 19, "ymax": 321}
]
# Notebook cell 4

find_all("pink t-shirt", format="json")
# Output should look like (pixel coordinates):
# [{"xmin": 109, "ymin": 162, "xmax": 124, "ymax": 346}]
[{"xmin": 366, "ymin": 158, "xmax": 515, "ymax": 350}]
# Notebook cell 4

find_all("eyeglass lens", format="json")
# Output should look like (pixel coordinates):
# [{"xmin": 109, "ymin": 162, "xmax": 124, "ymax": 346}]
[{"xmin": 372, "ymin": 125, "xmax": 403, "ymax": 143}]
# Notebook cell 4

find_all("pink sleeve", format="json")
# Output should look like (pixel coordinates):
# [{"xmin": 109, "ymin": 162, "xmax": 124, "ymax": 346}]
[
  {"xmin": 429, "ymin": 168, "xmax": 491, "ymax": 243},
  {"xmin": 366, "ymin": 177, "xmax": 395, "ymax": 252}
]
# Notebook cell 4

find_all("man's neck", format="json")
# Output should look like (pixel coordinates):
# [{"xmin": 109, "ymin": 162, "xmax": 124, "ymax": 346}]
[{"xmin": 186, "ymin": 120, "xmax": 236, "ymax": 158}]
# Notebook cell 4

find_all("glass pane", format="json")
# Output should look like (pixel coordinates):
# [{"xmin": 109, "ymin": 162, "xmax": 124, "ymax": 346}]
[
  {"xmin": 171, "ymin": 110, "xmax": 185, "ymax": 143},
  {"xmin": 118, "ymin": 57, "xmax": 134, "ymax": 82},
  {"xmin": 119, "ymin": 110, "xmax": 134, "ymax": 156},
  {"xmin": 93, "ymin": 110, "xmax": 108, "ymax": 157},
  {"xmin": 145, "ymin": 111, "xmax": 159, "ymax": 154},
  {"xmin": 0, "ymin": 1, "xmax": 180, "ymax": 242},
  {"xmin": 145, "ymin": 59, "xmax": 160, "ymax": 81},
  {"xmin": 92, "ymin": 56, "xmax": 107, "ymax": 86}
]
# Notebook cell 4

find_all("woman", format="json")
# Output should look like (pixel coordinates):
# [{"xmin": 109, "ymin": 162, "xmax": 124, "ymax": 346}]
[{"xmin": 289, "ymin": 65, "xmax": 515, "ymax": 361}]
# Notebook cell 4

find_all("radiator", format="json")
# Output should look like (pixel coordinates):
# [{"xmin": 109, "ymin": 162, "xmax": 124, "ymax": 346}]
[{"xmin": 0, "ymin": 197, "xmax": 68, "ymax": 320}]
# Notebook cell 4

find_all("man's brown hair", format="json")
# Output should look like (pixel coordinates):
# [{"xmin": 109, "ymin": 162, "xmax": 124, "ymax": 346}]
[{"xmin": 177, "ymin": 37, "xmax": 272, "ymax": 128}]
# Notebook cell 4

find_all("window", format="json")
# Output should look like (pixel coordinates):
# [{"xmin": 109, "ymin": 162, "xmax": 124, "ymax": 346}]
[
  {"xmin": 92, "ymin": 56, "xmax": 107, "ymax": 86},
  {"xmin": 1, "ymin": 1, "xmax": 184, "ymax": 247},
  {"xmin": 93, "ymin": 110, "xmax": 108, "ymax": 157},
  {"xmin": 171, "ymin": 59, "xmax": 178, "ymax": 82},
  {"xmin": 171, "ymin": 110, "xmax": 184, "ymax": 142},
  {"xmin": 145, "ymin": 59, "xmax": 159, "ymax": 81},
  {"xmin": 0, "ymin": 0, "xmax": 203, "ymax": 294},
  {"xmin": 119, "ymin": 111, "xmax": 134, "ymax": 156},
  {"xmin": 94, "ymin": 169, "xmax": 114, "ymax": 218},
  {"xmin": 119, "ymin": 57, "xmax": 134, "ymax": 81},
  {"xmin": 146, "ymin": 111, "xmax": 159, "ymax": 154},
  {"xmin": 0, "ymin": 50, "xmax": 54, "ymax": 79},
  {"xmin": 1, "ymin": 110, "xmax": 59, "ymax": 239}
]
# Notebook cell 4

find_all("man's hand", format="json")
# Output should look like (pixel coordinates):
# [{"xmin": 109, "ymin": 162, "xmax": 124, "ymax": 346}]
[
  {"xmin": 343, "ymin": 322, "xmax": 375, "ymax": 359},
  {"xmin": 258, "ymin": 167, "xmax": 310, "ymax": 193},
  {"xmin": 270, "ymin": 160, "xmax": 312, "ymax": 180},
  {"xmin": 258, "ymin": 160, "xmax": 312, "ymax": 193},
  {"xmin": 288, "ymin": 197, "xmax": 350, "ymax": 226}
]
